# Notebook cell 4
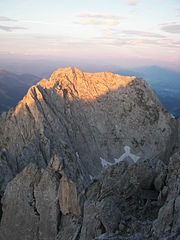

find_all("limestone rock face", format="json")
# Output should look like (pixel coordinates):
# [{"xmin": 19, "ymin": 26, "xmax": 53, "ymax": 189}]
[
  {"xmin": 153, "ymin": 151, "xmax": 180, "ymax": 239},
  {"xmin": 1, "ymin": 151, "xmax": 180, "ymax": 239},
  {"xmin": 80, "ymin": 159, "xmax": 160, "ymax": 240},
  {"xmin": 1, "ymin": 154, "xmax": 178, "ymax": 240},
  {"xmin": 0, "ymin": 164, "xmax": 41, "ymax": 240},
  {"xmin": 0, "ymin": 163, "xmax": 61, "ymax": 240},
  {"xmin": 178, "ymin": 118, "xmax": 180, "ymax": 149},
  {"xmin": 59, "ymin": 175, "xmax": 80, "ymax": 216},
  {"xmin": 0, "ymin": 67, "xmax": 176, "ymax": 196},
  {"xmin": 0, "ymin": 67, "xmax": 179, "ymax": 240}
]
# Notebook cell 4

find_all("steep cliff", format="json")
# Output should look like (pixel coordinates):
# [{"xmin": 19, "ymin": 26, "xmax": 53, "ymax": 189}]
[
  {"xmin": 0, "ymin": 67, "xmax": 178, "ymax": 239},
  {"xmin": 0, "ymin": 67, "xmax": 176, "ymax": 194}
]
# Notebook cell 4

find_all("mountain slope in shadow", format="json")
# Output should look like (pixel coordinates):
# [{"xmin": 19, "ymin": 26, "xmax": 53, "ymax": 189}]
[
  {"xmin": 0, "ymin": 69, "xmax": 40, "ymax": 114},
  {"xmin": 0, "ymin": 67, "xmax": 178, "ymax": 240},
  {"xmin": 117, "ymin": 66, "xmax": 180, "ymax": 117},
  {"xmin": 0, "ymin": 67, "xmax": 177, "ymax": 195}
]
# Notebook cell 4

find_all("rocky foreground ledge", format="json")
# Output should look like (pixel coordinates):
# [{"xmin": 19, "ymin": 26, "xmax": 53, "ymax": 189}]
[
  {"xmin": 0, "ymin": 67, "xmax": 179, "ymax": 239},
  {"xmin": 1, "ymin": 151, "xmax": 180, "ymax": 239}
]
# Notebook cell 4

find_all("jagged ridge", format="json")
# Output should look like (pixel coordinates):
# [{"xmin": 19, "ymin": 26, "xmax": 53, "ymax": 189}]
[
  {"xmin": 0, "ymin": 67, "xmax": 176, "ymax": 195},
  {"xmin": 0, "ymin": 67, "xmax": 179, "ymax": 239}
]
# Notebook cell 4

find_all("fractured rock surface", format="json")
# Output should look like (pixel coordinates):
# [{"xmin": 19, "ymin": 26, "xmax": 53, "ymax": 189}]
[
  {"xmin": 153, "ymin": 151, "xmax": 180, "ymax": 239},
  {"xmin": 0, "ymin": 67, "xmax": 179, "ymax": 239},
  {"xmin": 0, "ymin": 163, "xmax": 60, "ymax": 240},
  {"xmin": 0, "ymin": 67, "xmax": 176, "ymax": 195},
  {"xmin": 1, "ymin": 153, "xmax": 180, "ymax": 239}
]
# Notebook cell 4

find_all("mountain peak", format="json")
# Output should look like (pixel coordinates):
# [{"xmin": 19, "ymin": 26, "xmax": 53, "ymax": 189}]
[
  {"xmin": 47, "ymin": 67, "xmax": 136, "ymax": 100},
  {"xmin": 0, "ymin": 66, "xmax": 178, "ymax": 240},
  {"xmin": 12, "ymin": 67, "xmax": 137, "ymax": 118},
  {"xmin": 51, "ymin": 66, "xmax": 82, "ymax": 76},
  {"xmin": 0, "ymin": 67, "xmax": 175, "ymax": 178}
]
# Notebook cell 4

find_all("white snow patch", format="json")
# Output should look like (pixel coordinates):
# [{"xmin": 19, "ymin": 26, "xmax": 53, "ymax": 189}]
[
  {"xmin": 100, "ymin": 157, "xmax": 112, "ymax": 168},
  {"xmin": 170, "ymin": 114, "xmax": 175, "ymax": 119},
  {"xmin": 76, "ymin": 152, "xmax": 80, "ymax": 159},
  {"xmin": 89, "ymin": 175, "xmax": 93, "ymax": 180},
  {"xmin": 114, "ymin": 146, "xmax": 140, "ymax": 163},
  {"xmin": 100, "ymin": 146, "xmax": 140, "ymax": 169}
]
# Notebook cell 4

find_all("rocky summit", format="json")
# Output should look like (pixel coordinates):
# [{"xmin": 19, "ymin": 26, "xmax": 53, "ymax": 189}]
[{"xmin": 0, "ymin": 67, "xmax": 179, "ymax": 240}]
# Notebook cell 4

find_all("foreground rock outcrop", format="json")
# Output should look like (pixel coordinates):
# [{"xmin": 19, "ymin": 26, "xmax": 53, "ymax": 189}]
[
  {"xmin": 153, "ymin": 151, "xmax": 180, "ymax": 239},
  {"xmin": 0, "ymin": 164, "xmax": 60, "ymax": 240},
  {"xmin": 0, "ymin": 67, "xmax": 179, "ymax": 239},
  {"xmin": 1, "ymin": 151, "xmax": 180, "ymax": 239}
]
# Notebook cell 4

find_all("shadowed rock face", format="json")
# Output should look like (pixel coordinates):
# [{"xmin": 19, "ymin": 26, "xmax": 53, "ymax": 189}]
[
  {"xmin": 0, "ymin": 164, "xmax": 61, "ymax": 240},
  {"xmin": 153, "ymin": 151, "xmax": 180, "ymax": 239},
  {"xmin": 1, "ymin": 152, "xmax": 180, "ymax": 240},
  {"xmin": 0, "ymin": 67, "xmax": 179, "ymax": 240},
  {"xmin": 0, "ymin": 67, "xmax": 176, "ymax": 195}
]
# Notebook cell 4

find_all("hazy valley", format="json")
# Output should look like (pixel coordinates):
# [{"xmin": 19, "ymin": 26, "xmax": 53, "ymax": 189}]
[{"xmin": 0, "ymin": 70, "xmax": 40, "ymax": 114}]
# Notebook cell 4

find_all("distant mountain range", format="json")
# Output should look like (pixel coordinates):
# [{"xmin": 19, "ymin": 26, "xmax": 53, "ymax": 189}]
[
  {"xmin": 0, "ymin": 70, "xmax": 40, "ymax": 114},
  {"xmin": 116, "ymin": 66, "xmax": 180, "ymax": 118}
]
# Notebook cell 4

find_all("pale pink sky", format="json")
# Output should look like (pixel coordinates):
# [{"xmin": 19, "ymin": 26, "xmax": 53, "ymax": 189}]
[{"xmin": 0, "ymin": 0, "xmax": 180, "ymax": 71}]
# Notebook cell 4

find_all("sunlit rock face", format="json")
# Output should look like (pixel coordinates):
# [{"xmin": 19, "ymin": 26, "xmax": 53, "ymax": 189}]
[
  {"xmin": 0, "ymin": 67, "xmax": 176, "ymax": 195},
  {"xmin": 0, "ymin": 67, "xmax": 178, "ymax": 240}
]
